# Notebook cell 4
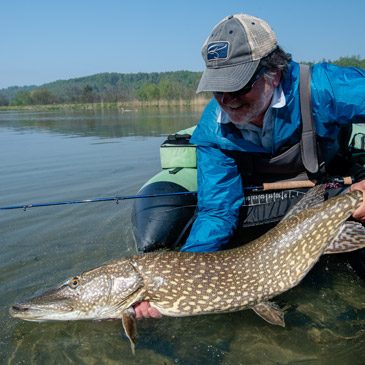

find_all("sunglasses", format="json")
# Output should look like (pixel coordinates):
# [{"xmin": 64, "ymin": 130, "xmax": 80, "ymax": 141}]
[{"xmin": 213, "ymin": 67, "xmax": 267, "ymax": 98}]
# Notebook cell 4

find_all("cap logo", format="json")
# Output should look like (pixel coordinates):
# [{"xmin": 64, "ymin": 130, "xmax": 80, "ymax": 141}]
[{"xmin": 207, "ymin": 42, "xmax": 229, "ymax": 61}]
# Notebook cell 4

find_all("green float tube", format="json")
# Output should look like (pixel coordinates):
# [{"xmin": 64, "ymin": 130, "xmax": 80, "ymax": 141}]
[{"xmin": 132, "ymin": 127, "xmax": 198, "ymax": 252}]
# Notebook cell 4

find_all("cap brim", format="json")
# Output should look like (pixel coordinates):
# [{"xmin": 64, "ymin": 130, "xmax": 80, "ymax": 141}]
[{"xmin": 196, "ymin": 60, "xmax": 260, "ymax": 93}]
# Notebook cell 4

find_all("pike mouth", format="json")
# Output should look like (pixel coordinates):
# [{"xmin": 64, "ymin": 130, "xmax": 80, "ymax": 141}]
[
  {"xmin": 10, "ymin": 304, "xmax": 46, "ymax": 322},
  {"xmin": 11, "ymin": 304, "xmax": 30, "ymax": 313},
  {"xmin": 10, "ymin": 302, "xmax": 74, "ymax": 321}
]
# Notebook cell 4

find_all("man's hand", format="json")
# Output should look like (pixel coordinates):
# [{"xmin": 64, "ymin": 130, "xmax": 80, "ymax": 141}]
[
  {"xmin": 350, "ymin": 180, "xmax": 365, "ymax": 222},
  {"xmin": 133, "ymin": 301, "xmax": 162, "ymax": 319}
]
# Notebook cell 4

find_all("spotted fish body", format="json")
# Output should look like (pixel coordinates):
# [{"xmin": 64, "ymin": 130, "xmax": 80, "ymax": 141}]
[
  {"xmin": 135, "ymin": 188, "xmax": 363, "ymax": 316},
  {"xmin": 10, "ymin": 187, "xmax": 365, "ymax": 352}
]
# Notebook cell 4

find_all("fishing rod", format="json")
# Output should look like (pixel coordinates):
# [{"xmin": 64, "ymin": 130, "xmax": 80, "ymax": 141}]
[
  {"xmin": 0, "ymin": 191, "xmax": 198, "ymax": 211},
  {"xmin": 0, "ymin": 176, "xmax": 352, "ymax": 211}
]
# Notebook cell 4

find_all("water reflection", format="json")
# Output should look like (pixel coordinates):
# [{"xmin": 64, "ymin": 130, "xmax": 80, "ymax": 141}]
[{"xmin": 0, "ymin": 108, "xmax": 202, "ymax": 138}]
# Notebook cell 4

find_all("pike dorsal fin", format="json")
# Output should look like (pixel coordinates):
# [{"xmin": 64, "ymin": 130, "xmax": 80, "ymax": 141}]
[
  {"xmin": 282, "ymin": 184, "xmax": 327, "ymax": 221},
  {"xmin": 324, "ymin": 221, "xmax": 365, "ymax": 254}
]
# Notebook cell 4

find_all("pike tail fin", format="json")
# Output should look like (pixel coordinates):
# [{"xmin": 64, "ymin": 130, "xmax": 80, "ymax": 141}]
[
  {"xmin": 324, "ymin": 221, "xmax": 365, "ymax": 254},
  {"xmin": 282, "ymin": 184, "xmax": 327, "ymax": 221}
]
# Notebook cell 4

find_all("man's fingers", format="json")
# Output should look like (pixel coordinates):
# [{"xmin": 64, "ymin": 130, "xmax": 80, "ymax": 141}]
[
  {"xmin": 134, "ymin": 301, "xmax": 162, "ymax": 319},
  {"xmin": 350, "ymin": 181, "xmax": 365, "ymax": 222},
  {"xmin": 148, "ymin": 306, "xmax": 162, "ymax": 318}
]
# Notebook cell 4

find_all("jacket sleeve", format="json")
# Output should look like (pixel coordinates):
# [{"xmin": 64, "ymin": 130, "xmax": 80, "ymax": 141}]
[
  {"xmin": 311, "ymin": 63, "xmax": 365, "ymax": 165},
  {"xmin": 181, "ymin": 145, "xmax": 244, "ymax": 252},
  {"xmin": 312, "ymin": 63, "xmax": 365, "ymax": 133}
]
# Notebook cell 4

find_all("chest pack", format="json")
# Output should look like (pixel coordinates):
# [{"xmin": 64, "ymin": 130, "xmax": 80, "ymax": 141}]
[{"xmin": 225, "ymin": 64, "xmax": 322, "ymax": 186}]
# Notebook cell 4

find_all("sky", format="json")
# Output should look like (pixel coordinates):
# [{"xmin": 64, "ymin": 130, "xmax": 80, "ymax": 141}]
[{"xmin": 1, "ymin": 0, "xmax": 365, "ymax": 89}]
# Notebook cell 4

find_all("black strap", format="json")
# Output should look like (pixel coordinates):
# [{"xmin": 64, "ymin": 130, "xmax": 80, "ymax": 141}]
[{"xmin": 299, "ymin": 64, "xmax": 319, "ymax": 174}]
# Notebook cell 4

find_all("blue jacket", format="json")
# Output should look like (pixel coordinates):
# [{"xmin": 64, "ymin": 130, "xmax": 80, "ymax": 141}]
[{"xmin": 181, "ymin": 61, "xmax": 365, "ymax": 253}]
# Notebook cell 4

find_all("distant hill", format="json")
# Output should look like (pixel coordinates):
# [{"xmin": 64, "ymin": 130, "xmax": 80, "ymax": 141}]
[
  {"xmin": 1, "ymin": 56, "xmax": 364, "ymax": 107},
  {"xmin": 0, "ymin": 70, "xmax": 203, "ymax": 106}
]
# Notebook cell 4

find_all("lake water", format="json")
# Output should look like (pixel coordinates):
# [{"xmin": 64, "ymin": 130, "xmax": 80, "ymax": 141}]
[{"xmin": 0, "ymin": 109, "xmax": 364, "ymax": 365}]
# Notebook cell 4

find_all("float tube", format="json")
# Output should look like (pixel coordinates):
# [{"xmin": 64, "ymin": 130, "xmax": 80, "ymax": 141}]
[
  {"xmin": 131, "ymin": 125, "xmax": 365, "ymax": 278},
  {"xmin": 132, "ymin": 127, "xmax": 197, "ymax": 252}
]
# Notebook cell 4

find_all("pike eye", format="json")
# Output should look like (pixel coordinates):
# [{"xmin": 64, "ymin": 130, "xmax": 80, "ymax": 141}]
[{"xmin": 69, "ymin": 277, "xmax": 80, "ymax": 289}]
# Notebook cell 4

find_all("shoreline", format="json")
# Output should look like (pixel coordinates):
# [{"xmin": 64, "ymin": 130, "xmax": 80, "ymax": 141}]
[{"xmin": 0, "ymin": 97, "xmax": 210, "ymax": 112}]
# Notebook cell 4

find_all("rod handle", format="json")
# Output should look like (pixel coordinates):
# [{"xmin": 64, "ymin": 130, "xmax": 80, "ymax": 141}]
[{"xmin": 261, "ymin": 176, "xmax": 353, "ymax": 191}]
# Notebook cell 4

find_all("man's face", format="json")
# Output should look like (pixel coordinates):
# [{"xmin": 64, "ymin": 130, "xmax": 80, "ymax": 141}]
[{"xmin": 214, "ymin": 70, "xmax": 280, "ymax": 128}]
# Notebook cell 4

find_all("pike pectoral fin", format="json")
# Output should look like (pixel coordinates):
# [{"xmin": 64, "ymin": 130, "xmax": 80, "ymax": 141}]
[
  {"xmin": 325, "ymin": 221, "xmax": 365, "ymax": 254},
  {"xmin": 252, "ymin": 301, "xmax": 285, "ymax": 327},
  {"xmin": 122, "ymin": 308, "xmax": 137, "ymax": 355}
]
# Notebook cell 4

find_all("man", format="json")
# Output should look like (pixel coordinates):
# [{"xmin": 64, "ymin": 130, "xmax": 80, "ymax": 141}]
[{"xmin": 135, "ymin": 13, "xmax": 365, "ymax": 318}]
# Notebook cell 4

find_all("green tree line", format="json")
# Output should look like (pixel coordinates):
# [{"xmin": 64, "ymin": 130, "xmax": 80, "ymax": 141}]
[
  {"xmin": 0, "ymin": 56, "xmax": 364, "ymax": 107},
  {"xmin": 0, "ymin": 71, "xmax": 202, "ymax": 107}
]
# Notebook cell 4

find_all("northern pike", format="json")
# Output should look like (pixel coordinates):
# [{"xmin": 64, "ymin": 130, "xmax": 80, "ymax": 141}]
[{"xmin": 10, "ymin": 185, "xmax": 365, "ymax": 353}]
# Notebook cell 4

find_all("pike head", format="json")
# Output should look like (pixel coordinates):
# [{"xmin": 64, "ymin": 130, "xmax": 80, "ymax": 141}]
[{"xmin": 10, "ymin": 258, "xmax": 144, "ymax": 322}]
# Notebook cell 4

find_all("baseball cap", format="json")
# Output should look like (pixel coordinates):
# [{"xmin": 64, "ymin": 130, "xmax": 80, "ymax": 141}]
[{"xmin": 196, "ymin": 14, "xmax": 277, "ymax": 93}]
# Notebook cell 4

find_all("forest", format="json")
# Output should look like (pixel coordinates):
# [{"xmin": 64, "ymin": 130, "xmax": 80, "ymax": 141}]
[{"xmin": 0, "ymin": 56, "xmax": 364, "ymax": 107}]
